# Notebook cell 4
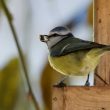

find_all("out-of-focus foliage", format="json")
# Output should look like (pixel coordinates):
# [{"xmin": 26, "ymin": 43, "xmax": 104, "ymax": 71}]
[
  {"xmin": 0, "ymin": 1, "xmax": 3, "ymax": 10},
  {"xmin": 0, "ymin": 58, "xmax": 35, "ymax": 110},
  {"xmin": 0, "ymin": 0, "xmax": 13, "ymax": 22},
  {"xmin": 0, "ymin": 58, "xmax": 20, "ymax": 110},
  {"xmin": 0, "ymin": 0, "xmax": 7, "ymax": 11},
  {"xmin": 88, "ymin": 3, "xmax": 93, "ymax": 26},
  {"xmin": 41, "ymin": 62, "xmax": 63, "ymax": 110}
]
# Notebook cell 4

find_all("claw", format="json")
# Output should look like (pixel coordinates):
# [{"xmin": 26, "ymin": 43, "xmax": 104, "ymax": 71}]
[
  {"xmin": 85, "ymin": 74, "xmax": 90, "ymax": 86},
  {"xmin": 85, "ymin": 81, "xmax": 90, "ymax": 86},
  {"xmin": 54, "ymin": 77, "xmax": 67, "ymax": 87},
  {"xmin": 54, "ymin": 81, "xmax": 67, "ymax": 87}
]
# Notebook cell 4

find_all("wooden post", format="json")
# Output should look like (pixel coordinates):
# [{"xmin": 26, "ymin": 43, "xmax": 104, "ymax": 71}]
[
  {"xmin": 94, "ymin": 0, "xmax": 110, "ymax": 85},
  {"xmin": 52, "ymin": 0, "xmax": 110, "ymax": 109}
]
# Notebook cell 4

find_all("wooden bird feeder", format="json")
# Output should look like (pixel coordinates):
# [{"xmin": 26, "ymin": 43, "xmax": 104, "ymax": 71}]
[{"xmin": 52, "ymin": 0, "xmax": 110, "ymax": 110}]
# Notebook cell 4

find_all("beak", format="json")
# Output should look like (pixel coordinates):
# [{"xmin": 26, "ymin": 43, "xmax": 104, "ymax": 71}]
[{"xmin": 40, "ymin": 35, "xmax": 49, "ymax": 42}]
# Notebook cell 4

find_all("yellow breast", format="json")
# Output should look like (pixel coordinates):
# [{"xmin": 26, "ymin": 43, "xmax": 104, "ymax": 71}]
[{"xmin": 48, "ymin": 50, "xmax": 100, "ymax": 76}]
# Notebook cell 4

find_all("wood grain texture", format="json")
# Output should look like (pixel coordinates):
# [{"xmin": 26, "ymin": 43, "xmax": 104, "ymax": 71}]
[
  {"xmin": 94, "ymin": 74, "xmax": 106, "ymax": 86},
  {"xmin": 94, "ymin": 0, "xmax": 110, "ymax": 85},
  {"xmin": 52, "ymin": 86, "xmax": 110, "ymax": 110}
]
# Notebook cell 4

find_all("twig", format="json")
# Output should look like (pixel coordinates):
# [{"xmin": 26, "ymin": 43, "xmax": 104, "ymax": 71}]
[{"xmin": 1, "ymin": 1, "xmax": 40, "ymax": 110}]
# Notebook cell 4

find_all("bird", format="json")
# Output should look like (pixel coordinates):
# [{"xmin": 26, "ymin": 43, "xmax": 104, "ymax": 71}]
[{"xmin": 40, "ymin": 26, "xmax": 110, "ymax": 86}]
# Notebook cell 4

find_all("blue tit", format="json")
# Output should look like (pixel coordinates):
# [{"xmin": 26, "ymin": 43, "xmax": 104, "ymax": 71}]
[{"xmin": 40, "ymin": 26, "xmax": 110, "ymax": 86}]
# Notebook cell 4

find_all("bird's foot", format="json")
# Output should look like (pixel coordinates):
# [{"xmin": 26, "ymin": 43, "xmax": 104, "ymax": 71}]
[
  {"xmin": 85, "ymin": 80, "xmax": 90, "ymax": 86},
  {"xmin": 85, "ymin": 74, "xmax": 90, "ymax": 86},
  {"xmin": 54, "ymin": 81, "xmax": 67, "ymax": 87}
]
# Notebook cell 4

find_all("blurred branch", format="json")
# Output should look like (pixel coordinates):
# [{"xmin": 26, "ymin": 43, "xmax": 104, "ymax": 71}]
[{"xmin": 0, "ymin": 0, "xmax": 40, "ymax": 110}]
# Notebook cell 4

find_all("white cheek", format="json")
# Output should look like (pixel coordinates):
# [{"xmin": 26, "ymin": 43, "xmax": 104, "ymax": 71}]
[{"xmin": 47, "ymin": 37, "xmax": 62, "ymax": 48}]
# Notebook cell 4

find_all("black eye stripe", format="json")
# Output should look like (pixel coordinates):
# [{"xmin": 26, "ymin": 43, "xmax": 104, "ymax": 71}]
[
  {"xmin": 48, "ymin": 33, "xmax": 72, "ymax": 38},
  {"xmin": 48, "ymin": 33, "xmax": 59, "ymax": 38}
]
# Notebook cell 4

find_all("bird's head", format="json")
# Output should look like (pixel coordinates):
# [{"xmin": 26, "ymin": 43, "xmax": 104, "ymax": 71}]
[{"xmin": 40, "ymin": 26, "xmax": 73, "ymax": 49}]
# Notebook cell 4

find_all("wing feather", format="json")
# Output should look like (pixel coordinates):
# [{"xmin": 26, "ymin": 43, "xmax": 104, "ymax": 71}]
[{"xmin": 50, "ymin": 37, "xmax": 106, "ymax": 57}]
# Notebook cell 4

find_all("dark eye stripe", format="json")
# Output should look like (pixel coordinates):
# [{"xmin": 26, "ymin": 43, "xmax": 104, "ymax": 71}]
[
  {"xmin": 48, "ymin": 33, "xmax": 59, "ymax": 38},
  {"xmin": 48, "ymin": 33, "xmax": 72, "ymax": 38}
]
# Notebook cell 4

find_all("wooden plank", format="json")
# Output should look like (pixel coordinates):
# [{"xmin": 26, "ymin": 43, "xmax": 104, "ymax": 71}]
[
  {"xmin": 94, "ymin": 74, "xmax": 106, "ymax": 86},
  {"xmin": 52, "ymin": 86, "xmax": 110, "ymax": 110},
  {"xmin": 94, "ymin": 0, "xmax": 110, "ymax": 85}
]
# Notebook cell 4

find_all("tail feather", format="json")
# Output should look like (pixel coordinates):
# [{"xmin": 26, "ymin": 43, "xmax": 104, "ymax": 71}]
[
  {"xmin": 88, "ymin": 45, "xmax": 110, "ymax": 57},
  {"xmin": 103, "ymin": 45, "xmax": 110, "ymax": 51}
]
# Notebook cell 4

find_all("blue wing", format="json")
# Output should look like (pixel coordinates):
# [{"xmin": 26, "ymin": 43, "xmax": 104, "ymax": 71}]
[{"xmin": 50, "ymin": 37, "xmax": 106, "ymax": 57}]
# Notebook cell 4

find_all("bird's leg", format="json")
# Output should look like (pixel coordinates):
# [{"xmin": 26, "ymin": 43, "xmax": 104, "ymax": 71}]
[
  {"xmin": 85, "ymin": 74, "xmax": 90, "ymax": 86},
  {"xmin": 54, "ymin": 76, "xmax": 67, "ymax": 87}
]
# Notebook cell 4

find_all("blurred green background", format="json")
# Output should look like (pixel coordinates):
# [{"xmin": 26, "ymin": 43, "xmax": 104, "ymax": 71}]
[{"xmin": 0, "ymin": 0, "xmax": 93, "ymax": 110}]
